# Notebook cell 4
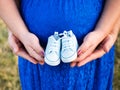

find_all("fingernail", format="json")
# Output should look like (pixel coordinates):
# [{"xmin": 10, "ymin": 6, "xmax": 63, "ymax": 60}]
[
  {"xmin": 41, "ymin": 51, "xmax": 44, "ymax": 56},
  {"xmin": 77, "ymin": 50, "xmax": 82, "ymax": 55},
  {"xmin": 77, "ymin": 64, "xmax": 81, "ymax": 67},
  {"xmin": 39, "ymin": 61, "xmax": 44, "ymax": 65},
  {"xmin": 71, "ymin": 65, "xmax": 75, "ymax": 68},
  {"xmin": 77, "ymin": 63, "xmax": 83, "ymax": 67},
  {"xmin": 33, "ymin": 61, "xmax": 38, "ymax": 64}
]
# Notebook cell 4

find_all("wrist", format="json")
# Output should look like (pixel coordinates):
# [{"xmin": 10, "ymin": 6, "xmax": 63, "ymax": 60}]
[
  {"xmin": 94, "ymin": 29, "xmax": 108, "ymax": 38},
  {"xmin": 94, "ymin": 23, "xmax": 113, "ymax": 35},
  {"xmin": 15, "ymin": 29, "xmax": 30, "ymax": 42}
]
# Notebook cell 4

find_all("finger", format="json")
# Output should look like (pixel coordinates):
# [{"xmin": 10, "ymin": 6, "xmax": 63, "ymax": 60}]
[
  {"xmin": 70, "ymin": 62, "xmax": 77, "ymax": 67},
  {"xmin": 17, "ymin": 48, "xmax": 38, "ymax": 64},
  {"xmin": 77, "ymin": 48, "xmax": 106, "ymax": 67},
  {"xmin": 77, "ymin": 32, "xmax": 98, "ymax": 55},
  {"xmin": 8, "ymin": 37, "xmax": 19, "ymax": 54},
  {"xmin": 100, "ymin": 35, "xmax": 111, "ymax": 53},
  {"xmin": 77, "ymin": 36, "xmax": 93, "ymax": 56},
  {"xmin": 77, "ymin": 41, "xmax": 92, "ymax": 55},
  {"xmin": 33, "ymin": 42, "xmax": 44, "ymax": 56},
  {"xmin": 27, "ymin": 46, "xmax": 44, "ymax": 62},
  {"xmin": 76, "ymin": 46, "xmax": 94, "ymax": 62},
  {"xmin": 102, "ymin": 35, "xmax": 115, "ymax": 53},
  {"xmin": 39, "ymin": 60, "xmax": 45, "ymax": 65}
]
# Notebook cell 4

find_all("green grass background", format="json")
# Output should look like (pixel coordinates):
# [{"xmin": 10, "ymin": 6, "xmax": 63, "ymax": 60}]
[{"xmin": 0, "ymin": 19, "xmax": 120, "ymax": 90}]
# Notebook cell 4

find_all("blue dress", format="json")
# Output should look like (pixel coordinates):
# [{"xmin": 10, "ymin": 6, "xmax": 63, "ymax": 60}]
[{"xmin": 19, "ymin": 0, "xmax": 115, "ymax": 90}]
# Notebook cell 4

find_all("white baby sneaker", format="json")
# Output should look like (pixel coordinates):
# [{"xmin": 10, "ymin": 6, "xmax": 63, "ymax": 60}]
[
  {"xmin": 61, "ymin": 30, "xmax": 78, "ymax": 63},
  {"xmin": 45, "ymin": 32, "xmax": 61, "ymax": 66}
]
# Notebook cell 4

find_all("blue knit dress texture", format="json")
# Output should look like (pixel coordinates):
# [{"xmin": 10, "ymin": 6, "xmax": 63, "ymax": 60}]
[{"xmin": 19, "ymin": 0, "xmax": 114, "ymax": 90}]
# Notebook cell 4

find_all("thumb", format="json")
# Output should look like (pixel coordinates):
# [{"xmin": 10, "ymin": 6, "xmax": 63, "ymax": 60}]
[
  {"xmin": 77, "ymin": 36, "xmax": 93, "ymax": 55},
  {"xmin": 102, "ymin": 35, "xmax": 115, "ymax": 53},
  {"xmin": 8, "ymin": 35, "xmax": 19, "ymax": 54},
  {"xmin": 13, "ymin": 45, "xmax": 19, "ymax": 54}
]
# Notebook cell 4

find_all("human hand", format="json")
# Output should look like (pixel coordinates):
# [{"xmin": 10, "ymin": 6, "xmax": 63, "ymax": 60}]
[
  {"xmin": 71, "ymin": 29, "xmax": 119, "ymax": 67},
  {"xmin": 8, "ymin": 31, "xmax": 44, "ymax": 65}
]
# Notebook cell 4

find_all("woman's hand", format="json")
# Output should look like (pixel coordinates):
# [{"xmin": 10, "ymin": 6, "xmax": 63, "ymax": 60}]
[
  {"xmin": 8, "ymin": 31, "xmax": 45, "ymax": 65},
  {"xmin": 70, "ymin": 0, "xmax": 120, "ymax": 67},
  {"xmin": 71, "ymin": 21, "xmax": 120, "ymax": 67},
  {"xmin": 70, "ymin": 31, "xmax": 107, "ymax": 67}
]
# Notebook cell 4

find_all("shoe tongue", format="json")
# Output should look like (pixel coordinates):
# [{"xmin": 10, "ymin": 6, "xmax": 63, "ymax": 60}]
[
  {"xmin": 54, "ymin": 34, "xmax": 60, "ymax": 40},
  {"xmin": 50, "ymin": 35, "xmax": 59, "ymax": 41},
  {"xmin": 63, "ymin": 30, "xmax": 73, "ymax": 38},
  {"xmin": 68, "ymin": 30, "xmax": 73, "ymax": 37},
  {"xmin": 63, "ymin": 31, "xmax": 68, "ymax": 37}
]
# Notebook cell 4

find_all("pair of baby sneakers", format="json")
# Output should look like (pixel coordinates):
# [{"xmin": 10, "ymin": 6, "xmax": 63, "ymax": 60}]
[{"xmin": 45, "ymin": 30, "xmax": 78, "ymax": 66}]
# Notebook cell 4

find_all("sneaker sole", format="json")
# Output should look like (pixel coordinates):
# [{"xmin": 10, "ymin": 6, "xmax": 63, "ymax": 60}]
[
  {"xmin": 45, "ymin": 57, "xmax": 60, "ymax": 66},
  {"xmin": 61, "ymin": 53, "xmax": 77, "ymax": 63}
]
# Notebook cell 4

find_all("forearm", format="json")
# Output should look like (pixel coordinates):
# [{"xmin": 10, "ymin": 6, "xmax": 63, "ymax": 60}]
[
  {"xmin": 95, "ymin": 0, "xmax": 120, "ymax": 36},
  {"xmin": 0, "ymin": 0, "xmax": 28, "ymax": 41},
  {"xmin": 112, "ymin": 16, "xmax": 120, "ymax": 35}
]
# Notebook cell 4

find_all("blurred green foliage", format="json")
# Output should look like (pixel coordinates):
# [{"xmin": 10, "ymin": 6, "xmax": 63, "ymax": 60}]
[
  {"xmin": 0, "ymin": 19, "xmax": 120, "ymax": 90},
  {"xmin": 0, "ymin": 19, "xmax": 20, "ymax": 90},
  {"xmin": 114, "ymin": 31, "xmax": 120, "ymax": 90}
]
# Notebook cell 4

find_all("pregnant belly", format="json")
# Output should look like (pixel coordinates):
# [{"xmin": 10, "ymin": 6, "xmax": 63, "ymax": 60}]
[{"xmin": 20, "ymin": 0, "xmax": 104, "ymax": 47}]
